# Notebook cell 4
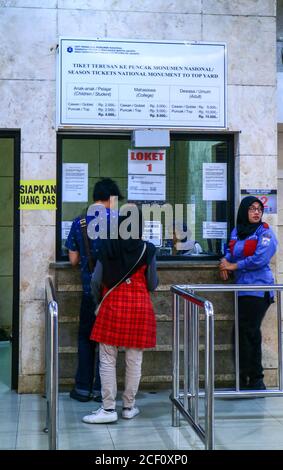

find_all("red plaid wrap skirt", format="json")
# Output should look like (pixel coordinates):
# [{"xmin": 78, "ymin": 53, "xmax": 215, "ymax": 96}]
[{"xmin": 90, "ymin": 265, "xmax": 156, "ymax": 349}]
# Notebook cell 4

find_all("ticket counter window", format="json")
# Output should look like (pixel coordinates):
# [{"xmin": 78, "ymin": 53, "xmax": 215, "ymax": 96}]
[{"xmin": 57, "ymin": 134, "xmax": 233, "ymax": 260}]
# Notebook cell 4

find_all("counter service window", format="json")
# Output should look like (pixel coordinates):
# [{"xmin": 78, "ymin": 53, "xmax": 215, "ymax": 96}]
[{"xmin": 57, "ymin": 134, "xmax": 234, "ymax": 260}]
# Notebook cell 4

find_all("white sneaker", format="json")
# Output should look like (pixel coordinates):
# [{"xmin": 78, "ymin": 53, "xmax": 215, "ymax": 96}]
[
  {"xmin": 82, "ymin": 407, "xmax": 118, "ymax": 424},
  {"xmin": 122, "ymin": 406, "xmax": 140, "ymax": 419}
]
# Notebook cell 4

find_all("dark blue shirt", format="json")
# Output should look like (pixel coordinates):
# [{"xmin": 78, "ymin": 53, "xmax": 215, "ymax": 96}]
[{"xmin": 65, "ymin": 208, "xmax": 114, "ymax": 295}]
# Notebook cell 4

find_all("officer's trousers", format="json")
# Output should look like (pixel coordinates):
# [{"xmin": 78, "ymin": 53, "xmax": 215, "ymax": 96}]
[{"xmin": 238, "ymin": 294, "xmax": 271, "ymax": 382}]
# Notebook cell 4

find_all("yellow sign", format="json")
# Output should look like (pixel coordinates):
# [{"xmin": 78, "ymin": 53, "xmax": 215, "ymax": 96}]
[{"xmin": 20, "ymin": 180, "xmax": 56, "ymax": 210}]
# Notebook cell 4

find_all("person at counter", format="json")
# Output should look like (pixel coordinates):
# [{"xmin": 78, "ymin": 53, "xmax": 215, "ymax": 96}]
[
  {"xmin": 171, "ymin": 222, "xmax": 203, "ymax": 256},
  {"xmin": 65, "ymin": 178, "xmax": 123, "ymax": 402}
]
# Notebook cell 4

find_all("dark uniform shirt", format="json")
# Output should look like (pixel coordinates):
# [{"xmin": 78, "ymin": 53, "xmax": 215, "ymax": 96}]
[{"xmin": 65, "ymin": 208, "xmax": 113, "ymax": 295}]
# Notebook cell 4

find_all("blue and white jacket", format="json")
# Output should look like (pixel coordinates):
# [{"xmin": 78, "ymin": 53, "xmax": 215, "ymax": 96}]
[{"xmin": 225, "ymin": 223, "xmax": 278, "ymax": 297}]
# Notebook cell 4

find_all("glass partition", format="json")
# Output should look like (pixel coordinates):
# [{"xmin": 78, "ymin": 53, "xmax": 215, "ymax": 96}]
[{"xmin": 57, "ymin": 134, "xmax": 234, "ymax": 260}]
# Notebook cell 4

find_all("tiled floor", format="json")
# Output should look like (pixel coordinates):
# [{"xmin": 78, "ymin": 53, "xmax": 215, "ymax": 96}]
[
  {"xmin": 1, "ymin": 342, "xmax": 283, "ymax": 450},
  {"xmin": 1, "ymin": 389, "xmax": 283, "ymax": 450}
]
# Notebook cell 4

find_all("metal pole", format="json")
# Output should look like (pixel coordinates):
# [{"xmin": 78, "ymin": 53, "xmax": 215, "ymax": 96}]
[
  {"xmin": 234, "ymin": 291, "xmax": 240, "ymax": 391},
  {"xmin": 188, "ymin": 298, "xmax": 193, "ymax": 414},
  {"xmin": 172, "ymin": 293, "xmax": 180, "ymax": 427},
  {"xmin": 183, "ymin": 299, "xmax": 189, "ymax": 411},
  {"xmin": 204, "ymin": 301, "xmax": 214, "ymax": 450},
  {"xmin": 277, "ymin": 290, "xmax": 283, "ymax": 391},
  {"xmin": 49, "ymin": 301, "xmax": 58, "ymax": 450},
  {"xmin": 44, "ymin": 291, "xmax": 49, "ymax": 433},
  {"xmin": 194, "ymin": 304, "xmax": 200, "ymax": 425}
]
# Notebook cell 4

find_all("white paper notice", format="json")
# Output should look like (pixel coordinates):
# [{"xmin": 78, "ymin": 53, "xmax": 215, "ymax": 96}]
[
  {"xmin": 203, "ymin": 163, "xmax": 227, "ymax": 201},
  {"xmin": 62, "ymin": 163, "xmax": 88, "ymax": 202},
  {"xmin": 203, "ymin": 221, "xmax": 227, "ymax": 239},
  {"xmin": 142, "ymin": 221, "xmax": 162, "ymax": 247},
  {"xmin": 128, "ymin": 149, "xmax": 166, "ymax": 175},
  {"xmin": 62, "ymin": 221, "xmax": 73, "ymax": 240},
  {"xmin": 128, "ymin": 174, "xmax": 166, "ymax": 201}
]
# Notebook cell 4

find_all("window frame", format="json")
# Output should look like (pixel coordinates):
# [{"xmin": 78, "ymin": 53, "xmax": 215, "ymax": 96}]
[{"xmin": 56, "ymin": 132, "xmax": 234, "ymax": 262}]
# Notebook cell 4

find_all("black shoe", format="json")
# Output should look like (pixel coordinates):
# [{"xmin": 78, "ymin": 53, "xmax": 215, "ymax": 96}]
[
  {"xmin": 70, "ymin": 389, "xmax": 92, "ymax": 402},
  {"xmin": 248, "ymin": 379, "xmax": 266, "ymax": 390}
]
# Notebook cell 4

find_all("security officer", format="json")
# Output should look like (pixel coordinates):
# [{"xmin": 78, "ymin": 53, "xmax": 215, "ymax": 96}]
[{"xmin": 220, "ymin": 196, "xmax": 278, "ymax": 390}]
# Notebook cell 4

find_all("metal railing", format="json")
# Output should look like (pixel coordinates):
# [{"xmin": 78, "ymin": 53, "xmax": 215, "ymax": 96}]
[
  {"xmin": 178, "ymin": 284, "xmax": 283, "ymax": 398},
  {"xmin": 44, "ymin": 276, "xmax": 59, "ymax": 450},
  {"xmin": 171, "ymin": 285, "xmax": 215, "ymax": 450},
  {"xmin": 171, "ymin": 284, "xmax": 283, "ymax": 451}
]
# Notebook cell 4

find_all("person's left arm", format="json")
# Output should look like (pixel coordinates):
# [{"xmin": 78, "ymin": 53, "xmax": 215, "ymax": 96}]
[
  {"xmin": 236, "ymin": 229, "xmax": 277, "ymax": 271},
  {"xmin": 221, "ymin": 229, "xmax": 277, "ymax": 272},
  {"xmin": 65, "ymin": 220, "xmax": 81, "ymax": 266},
  {"xmin": 68, "ymin": 250, "xmax": 80, "ymax": 266},
  {"xmin": 146, "ymin": 255, "xmax": 159, "ymax": 291}
]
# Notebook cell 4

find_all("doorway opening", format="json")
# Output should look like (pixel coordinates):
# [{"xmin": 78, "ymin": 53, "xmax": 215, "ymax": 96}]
[{"xmin": 0, "ymin": 131, "xmax": 20, "ymax": 391}]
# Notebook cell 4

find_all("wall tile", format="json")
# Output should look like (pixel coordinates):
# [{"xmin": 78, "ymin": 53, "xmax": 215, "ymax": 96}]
[
  {"xmin": 228, "ymin": 85, "xmax": 277, "ymax": 156},
  {"xmin": 202, "ymin": 0, "xmax": 275, "ymax": 16},
  {"xmin": 58, "ymin": 0, "xmax": 201, "ymax": 14},
  {"xmin": 239, "ymin": 155, "xmax": 277, "ymax": 189},
  {"xmin": 203, "ymin": 15, "xmax": 276, "ymax": 86},
  {"xmin": 19, "ymin": 300, "xmax": 45, "ymax": 374},
  {"xmin": 21, "ymin": 152, "xmax": 56, "ymax": 180},
  {"xmin": 58, "ymin": 10, "xmax": 201, "ymax": 41},
  {"xmin": 278, "ymin": 132, "xmax": 283, "ymax": 171},
  {"xmin": 0, "ymin": 8, "xmax": 57, "ymax": 80},
  {"xmin": 17, "ymin": 373, "xmax": 44, "ymax": 394},
  {"xmin": 0, "ymin": 80, "xmax": 56, "ymax": 153},
  {"xmin": 278, "ymin": 179, "xmax": 283, "ymax": 221},
  {"xmin": 0, "ymin": 1, "xmax": 57, "ymax": 7},
  {"xmin": 20, "ymin": 225, "xmax": 55, "ymax": 301},
  {"xmin": 22, "ymin": 210, "xmax": 56, "ymax": 227}
]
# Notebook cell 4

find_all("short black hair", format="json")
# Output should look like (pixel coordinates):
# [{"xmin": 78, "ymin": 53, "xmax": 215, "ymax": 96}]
[{"xmin": 93, "ymin": 178, "xmax": 123, "ymax": 202}]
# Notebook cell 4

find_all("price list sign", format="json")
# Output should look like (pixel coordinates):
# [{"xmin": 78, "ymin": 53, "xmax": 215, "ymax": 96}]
[{"xmin": 58, "ymin": 38, "xmax": 227, "ymax": 129}]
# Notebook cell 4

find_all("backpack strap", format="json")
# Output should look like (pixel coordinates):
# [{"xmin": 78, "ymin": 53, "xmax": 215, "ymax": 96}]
[{"xmin": 80, "ymin": 218, "xmax": 94, "ymax": 273}]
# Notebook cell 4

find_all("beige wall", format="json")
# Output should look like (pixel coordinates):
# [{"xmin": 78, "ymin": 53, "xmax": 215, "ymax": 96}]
[
  {"xmin": 0, "ymin": 0, "xmax": 277, "ymax": 391},
  {"xmin": 278, "ymin": 132, "xmax": 283, "ymax": 283}
]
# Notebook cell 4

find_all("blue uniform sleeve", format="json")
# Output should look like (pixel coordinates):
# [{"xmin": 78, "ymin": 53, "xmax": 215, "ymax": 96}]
[
  {"xmin": 224, "ymin": 230, "xmax": 235, "ymax": 262},
  {"xmin": 225, "ymin": 248, "xmax": 233, "ymax": 262},
  {"xmin": 65, "ymin": 220, "xmax": 79, "ymax": 252},
  {"xmin": 91, "ymin": 260, "xmax": 103, "ymax": 304},
  {"xmin": 146, "ymin": 255, "xmax": 159, "ymax": 291},
  {"xmin": 237, "ymin": 229, "xmax": 277, "ymax": 271}
]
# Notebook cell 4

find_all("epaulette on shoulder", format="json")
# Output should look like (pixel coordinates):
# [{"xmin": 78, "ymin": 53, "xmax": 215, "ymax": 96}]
[{"xmin": 262, "ymin": 222, "xmax": 269, "ymax": 229}]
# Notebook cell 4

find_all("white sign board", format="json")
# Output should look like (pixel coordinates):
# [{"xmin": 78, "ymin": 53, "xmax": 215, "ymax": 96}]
[
  {"xmin": 143, "ymin": 221, "xmax": 162, "ymax": 247},
  {"xmin": 203, "ymin": 163, "xmax": 227, "ymax": 201},
  {"xmin": 58, "ymin": 38, "xmax": 227, "ymax": 129},
  {"xmin": 128, "ymin": 149, "xmax": 166, "ymax": 175},
  {"xmin": 62, "ymin": 163, "xmax": 88, "ymax": 202},
  {"xmin": 128, "ymin": 174, "xmax": 166, "ymax": 201},
  {"xmin": 203, "ymin": 221, "xmax": 227, "ymax": 239}
]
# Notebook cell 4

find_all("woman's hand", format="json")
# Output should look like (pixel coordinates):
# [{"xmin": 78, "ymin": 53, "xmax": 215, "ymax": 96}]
[
  {"xmin": 219, "ymin": 269, "xmax": 229, "ymax": 281},
  {"xmin": 219, "ymin": 258, "xmax": 238, "ymax": 272}
]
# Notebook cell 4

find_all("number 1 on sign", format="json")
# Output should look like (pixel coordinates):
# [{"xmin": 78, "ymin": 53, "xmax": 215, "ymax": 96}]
[{"xmin": 147, "ymin": 164, "xmax": 152, "ymax": 172}]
